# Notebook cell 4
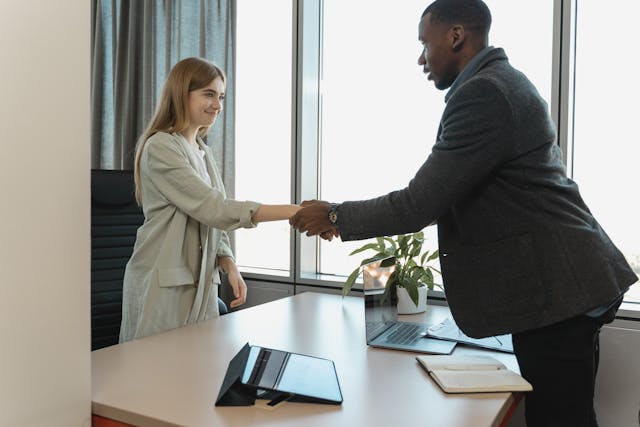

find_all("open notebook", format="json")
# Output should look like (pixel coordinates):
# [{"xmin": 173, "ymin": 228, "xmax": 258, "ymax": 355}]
[{"xmin": 416, "ymin": 354, "xmax": 532, "ymax": 393}]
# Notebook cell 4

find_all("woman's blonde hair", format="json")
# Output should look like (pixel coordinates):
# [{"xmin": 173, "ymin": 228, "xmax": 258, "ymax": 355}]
[{"xmin": 133, "ymin": 57, "xmax": 226, "ymax": 205}]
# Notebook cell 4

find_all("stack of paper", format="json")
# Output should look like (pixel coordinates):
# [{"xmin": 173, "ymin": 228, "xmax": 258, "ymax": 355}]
[{"xmin": 425, "ymin": 317, "xmax": 514, "ymax": 353}]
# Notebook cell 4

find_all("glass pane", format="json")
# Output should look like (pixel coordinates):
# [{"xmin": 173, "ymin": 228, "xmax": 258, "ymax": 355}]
[
  {"xmin": 572, "ymin": 1, "xmax": 640, "ymax": 302},
  {"xmin": 484, "ymin": 0, "xmax": 553, "ymax": 105},
  {"xmin": 319, "ymin": 0, "xmax": 553, "ymax": 277},
  {"xmin": 235, "ymin": 0, "xmax": 293, "ymax": 272}
]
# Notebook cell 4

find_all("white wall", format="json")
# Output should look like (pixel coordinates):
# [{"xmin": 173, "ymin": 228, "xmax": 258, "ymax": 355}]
[{"xmin": 0, "ymin": 1, "xmax": 91, "ymax": 426}]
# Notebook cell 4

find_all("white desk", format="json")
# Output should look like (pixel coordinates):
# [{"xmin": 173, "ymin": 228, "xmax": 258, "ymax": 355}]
[{"xmin": 92, "ymin": 292, "xmax": 521, "ymax": 427}]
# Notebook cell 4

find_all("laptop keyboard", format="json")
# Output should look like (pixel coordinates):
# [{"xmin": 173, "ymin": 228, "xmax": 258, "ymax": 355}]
[
  {"xmin": 366, "ymin": 322, "xmax": 389, "ymax": 338},
  {"xmin": 385, "ymin": 323, "xmax": 422, "ymax": 345}
]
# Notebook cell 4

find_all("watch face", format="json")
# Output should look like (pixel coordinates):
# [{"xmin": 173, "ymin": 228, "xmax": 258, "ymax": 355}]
[{"xmin": 329, "ymin": 211, "xmax": 338, "ymax": 224}]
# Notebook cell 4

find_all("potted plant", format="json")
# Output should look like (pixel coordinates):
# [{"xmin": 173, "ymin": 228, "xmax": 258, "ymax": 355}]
[{"xmin": 343, "ymin": 231, "xmax": 442, "ymax": 314}]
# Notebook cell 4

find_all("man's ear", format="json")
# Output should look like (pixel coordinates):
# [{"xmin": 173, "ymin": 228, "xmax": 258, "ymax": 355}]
[{"xmin": 449, "ymin": 24, "xmax": 465, "ymax": 51}]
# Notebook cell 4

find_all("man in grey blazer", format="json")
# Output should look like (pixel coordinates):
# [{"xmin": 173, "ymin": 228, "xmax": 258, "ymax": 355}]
[{"xmin": 290, "ymin": 1, "xmax": 638, "ymax": 426}]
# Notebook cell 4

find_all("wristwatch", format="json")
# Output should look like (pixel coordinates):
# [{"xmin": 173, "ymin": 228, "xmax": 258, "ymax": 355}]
[{"xmin": 328, "ymin": 203, "xmax": 339, "ymax": 225}]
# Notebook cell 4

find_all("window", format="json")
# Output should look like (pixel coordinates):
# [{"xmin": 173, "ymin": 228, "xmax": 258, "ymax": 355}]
[
  {"xmin": 570, "ymin": 0, "xmax": 640, "ymax": 303},
  {"xmin": 318, "ymin": 0, "xmax": 441, "ymax": 278},
  {"xmin": 233, "ymin": 0, "xmax": 638, "ymax": 310},
  {"xmin": 318, "ymin": 0, "xmax": 554, "ymax": 278},
  {"xmin": 234, "ymin": 0, "xmax": 294, "ymax": 275}
]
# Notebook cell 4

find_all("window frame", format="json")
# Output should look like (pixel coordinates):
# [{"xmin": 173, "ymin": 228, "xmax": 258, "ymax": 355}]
[
  {"xmin": 233, "ymin": 0, "xmax": 297, "ymax": 281},
  {"xmin": 237, "ymin": 0, "xmax": 639, "ymax": 315}
]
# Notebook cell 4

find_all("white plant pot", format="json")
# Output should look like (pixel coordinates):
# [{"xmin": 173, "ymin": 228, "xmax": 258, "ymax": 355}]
[{"xmin": 396, "ymin": 285, "xmax": 427, "ymax": 314}]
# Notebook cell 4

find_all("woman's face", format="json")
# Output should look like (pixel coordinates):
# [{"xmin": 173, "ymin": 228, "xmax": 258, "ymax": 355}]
[{"xmin": 186, "ymin": 76, "xmax": 225, "ymax": 129}]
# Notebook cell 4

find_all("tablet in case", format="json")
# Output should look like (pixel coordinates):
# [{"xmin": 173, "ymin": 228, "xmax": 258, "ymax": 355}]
[{"xmin": 215, "ymin": 343, "xmax": 343, "ymax": 406}]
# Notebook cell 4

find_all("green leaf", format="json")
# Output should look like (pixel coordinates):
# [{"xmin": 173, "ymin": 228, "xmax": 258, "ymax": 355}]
[
  {"xmin": 416, "ymin": 270, "xmax": 428, "ymax": 286},
  {"xmin": 379, "ymin": 256, "xmax": 396, "ymax": 268},
  {"xmin": 343, "ymin": 267, "xmax": 361, "ymax": 296},
  {"xmin": 426, "ymin": 249, "xmax": 440, "ymax": 262},
  {"xmin": 404, "ymin": 280, "xmax": 420, "ymax": 307},
  {"xmin": 410, "ymin": 244, "xmax": 421, "ymax": 258},
  {"xmin": 420, "ymin": 251, "xmax": 428, "ymax": 265},
  {"xmin": 386, "ymin": 269, "xmax": 400, "ymax": 291},
  {"xmin": 397, "ymin": 234, "xmax": 408, "ymax": 250},
  {"xmin": 424, "ymin": 268, "xmax": 434, "ymax": 285},
  {"xmin": 383, "ymin": 236, "xmax": 398, "ymax": 251},
  {"xmin": 349, "ymin": 242, "xmax": 382, "ymax": 256},
  {"xmin": 375, "ymin": 237, "xmax": 386, "ymax": 251},
  {"xmin": 380, "ymin": 280, "xmax": 393, "ymax": 305},
  {"xmin": 360, "ymin": 253, "xmax": 394, "ymax": 267}
]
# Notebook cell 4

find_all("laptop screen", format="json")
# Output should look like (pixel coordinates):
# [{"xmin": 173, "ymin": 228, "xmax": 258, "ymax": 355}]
[{"xmin": 363, "ymin": 261, "xmax": 398, "ymax": 342}]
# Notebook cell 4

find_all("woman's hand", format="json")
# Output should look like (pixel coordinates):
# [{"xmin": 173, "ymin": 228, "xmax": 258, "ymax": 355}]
[
  {"xmin": 218, "ymin": 256, "xmax": 247, "ymax": 309},
  {"xmin": 227, "ymin": 268, "xmax": 247, "ymax": 309}
]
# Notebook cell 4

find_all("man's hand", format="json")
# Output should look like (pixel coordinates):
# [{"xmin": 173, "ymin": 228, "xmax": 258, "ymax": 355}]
[
  {"xmin": 289, "ymin": 200, "xmax": 338, "ymax": 237},
  {"xmin": 320, "ymin": 228, "xmax": 340, "ymax": 241}
]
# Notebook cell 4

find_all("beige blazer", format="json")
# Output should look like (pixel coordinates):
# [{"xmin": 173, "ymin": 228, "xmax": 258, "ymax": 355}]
[{"xmin": 119, "ymin": 132, "xmax": 260, "ymax": 342}]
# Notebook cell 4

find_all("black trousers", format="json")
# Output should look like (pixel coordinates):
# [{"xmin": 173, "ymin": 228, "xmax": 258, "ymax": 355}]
[{"xmin": 512, "ymin": 301, "xmax": 620, "ymax": 427}]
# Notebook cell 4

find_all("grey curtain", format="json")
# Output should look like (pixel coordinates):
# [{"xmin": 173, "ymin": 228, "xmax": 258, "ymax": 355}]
[{"xmin": 91, "ymin": 0, "xmax": 236, "ymax": 195}]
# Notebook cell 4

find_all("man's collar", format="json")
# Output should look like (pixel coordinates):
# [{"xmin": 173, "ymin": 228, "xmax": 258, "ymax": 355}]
[{"xmin": 444, "ymin": 46, "xmax": 505, "ymax": 103}]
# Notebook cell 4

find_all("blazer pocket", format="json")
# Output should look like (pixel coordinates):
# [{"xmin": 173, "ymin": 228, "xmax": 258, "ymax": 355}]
[{"xmin": 157, "ymin": 267, "xmax": 195, "ymax": 288}]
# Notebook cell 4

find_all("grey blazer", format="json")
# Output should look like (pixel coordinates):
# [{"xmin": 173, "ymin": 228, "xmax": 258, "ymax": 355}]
[
  {"xmin": 119, "ymin": 132, "xmax": 260, "ymax": 342},
  {"xmin": 336, "ymin": 48, "xmax": 637, "ymax": 337}
]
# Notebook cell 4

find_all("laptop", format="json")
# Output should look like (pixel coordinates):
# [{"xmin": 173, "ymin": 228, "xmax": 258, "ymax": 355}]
[{"xmin": 363, "ymin": 261, "xmax": 456, "ymax": 355}]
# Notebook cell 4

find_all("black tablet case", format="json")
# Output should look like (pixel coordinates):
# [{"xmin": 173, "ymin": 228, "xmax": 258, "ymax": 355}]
[{"xmin": 215, "ymin": 343, "xmax": 343, "ymax": 406}]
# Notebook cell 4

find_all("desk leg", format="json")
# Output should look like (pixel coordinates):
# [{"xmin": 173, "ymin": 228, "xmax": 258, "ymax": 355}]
[
  {"xmin": 497, "ymin": 393, "xmax": 524, "ymax": 427},
  {"xmin": 92, "ymin": 414, "xmax": 135, "ymax": 427}
]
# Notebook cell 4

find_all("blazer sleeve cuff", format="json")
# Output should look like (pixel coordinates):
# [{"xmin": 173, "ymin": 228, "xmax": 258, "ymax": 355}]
[{"xmin": 242, "ymin": 201, "xmax": 261, "ymax": 228}]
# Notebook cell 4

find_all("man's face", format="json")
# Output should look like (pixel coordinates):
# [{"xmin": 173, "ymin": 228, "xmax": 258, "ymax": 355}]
[{"xmin": 418, "ymin": 13, "xmax": 459, "ymax": 90}]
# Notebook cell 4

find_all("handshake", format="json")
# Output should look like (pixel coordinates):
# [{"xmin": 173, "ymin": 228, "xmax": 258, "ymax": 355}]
[{"xmin": 289, "ymin": 200, "xmax": 340, "ymax": 241}]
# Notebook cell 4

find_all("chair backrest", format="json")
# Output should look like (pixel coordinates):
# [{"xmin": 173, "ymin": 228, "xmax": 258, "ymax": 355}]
[
  {"xmin": 90, "ymin": 169, "xmax": 229, "ymax": 350},
  {"xmin": 91, "ymin": 169, "xmax": 143, "ymax": 350}
]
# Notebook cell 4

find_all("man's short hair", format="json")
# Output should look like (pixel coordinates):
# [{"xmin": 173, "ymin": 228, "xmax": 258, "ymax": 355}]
[{"xmin": 422, "ymin": 0, "xmax": 492, "ymax": 38}]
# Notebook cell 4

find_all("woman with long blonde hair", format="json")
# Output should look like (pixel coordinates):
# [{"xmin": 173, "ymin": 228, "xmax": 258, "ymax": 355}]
[{"xmin": 120, "ymin": 57, "xmax": 299, "ymax": 342}]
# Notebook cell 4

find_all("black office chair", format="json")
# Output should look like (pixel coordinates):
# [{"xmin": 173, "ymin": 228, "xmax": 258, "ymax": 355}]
[{"xmin": 90, "ymin": 169, "xmax": 228, "ymax": 350}]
